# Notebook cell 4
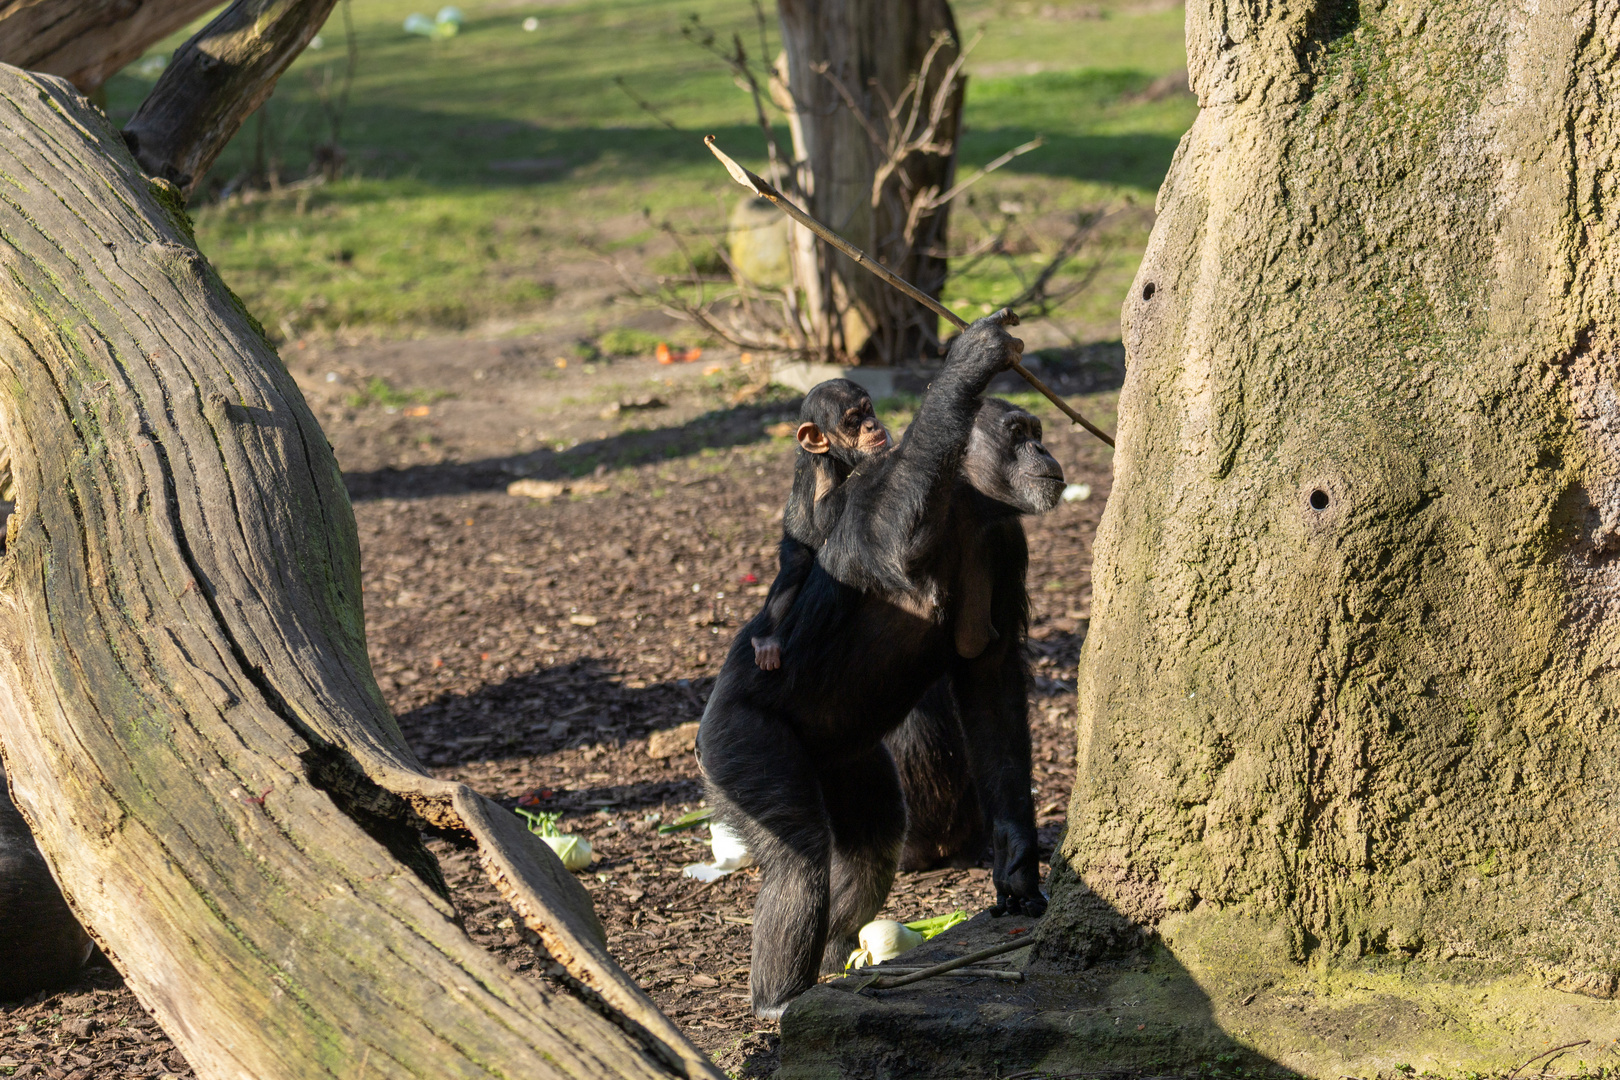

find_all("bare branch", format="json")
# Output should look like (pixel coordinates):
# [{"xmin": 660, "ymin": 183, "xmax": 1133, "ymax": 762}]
[
  {"xmin": 1001, "ymin": 210, "xmax": 1114, "ymax": 315},
  {"xmin": 0, "ymin": 0, "xmax": 220, "ymax": 91},
  {"xmin": 706, "ymin": 137, "xmax": 1115, "ymax": 446},
  {"xmin": 613, "ymin": 76, "xmax": 681, "ymax": 131},
  {"xmin": 924, "ymin": 137, "xmax": 1044, "ymax": 212},
  {"xmin": 123, "ymin": 0, "xmax": 339, "ymax": 196},
  {"xmin": 595, "ymin": 232, "xmax": 807, "ymax": 358},
  {"xmin": 810, "ymin": 61, "xmax": 886, "ymax": 150}
]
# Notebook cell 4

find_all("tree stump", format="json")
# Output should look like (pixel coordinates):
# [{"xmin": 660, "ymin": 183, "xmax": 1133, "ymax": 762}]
[
  {"xmin": 0, "ymin": 66, "xmax": 720, "ymax": 1080},
  {"xmin": 1040, "ymin": 0, "xmax": 1620, "ymax": 1070}
]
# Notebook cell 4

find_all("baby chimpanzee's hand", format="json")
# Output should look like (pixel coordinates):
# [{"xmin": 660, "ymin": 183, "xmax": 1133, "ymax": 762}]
[{"xmin": 946, "ymin": 308, "xmax": 1024, "ymax": 377}]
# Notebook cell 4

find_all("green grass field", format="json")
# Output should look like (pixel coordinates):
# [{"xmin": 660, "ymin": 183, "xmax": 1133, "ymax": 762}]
[{"xmin": 101, "ymin": 0, "xmax": 1195, "ymax": 343}]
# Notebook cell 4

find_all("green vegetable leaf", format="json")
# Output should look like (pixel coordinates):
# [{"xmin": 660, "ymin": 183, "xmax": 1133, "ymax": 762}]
[
  {"xmin": 905, "ymin": 910, "xmax": 970, "ymax": 939},
  {"xmin": 656, "ymin": 806, "xmax": 714, "ymax": 834},
  {"xmin": 515, "ymin": 807, "xmax": 563, "ymax": 837}
]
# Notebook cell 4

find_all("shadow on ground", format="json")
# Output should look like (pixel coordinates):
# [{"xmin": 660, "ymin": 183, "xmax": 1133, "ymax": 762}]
[
  {"xmin": 345, "ymin": 398, "xmax": 795, "ymax": 501},
  {"xmin": 393, "ymin": 653, "xmax": 710, "ymax": 766},
  {"xmin": 342, "ymin": 343, "xmax": 1124, "ymax": 503}
]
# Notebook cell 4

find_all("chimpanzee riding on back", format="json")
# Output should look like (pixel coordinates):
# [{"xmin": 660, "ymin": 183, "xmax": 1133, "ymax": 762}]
[
  {"xmin": 699, "ymin": 310, "xmax": 1061, "ymax": 1019},
  {"xmin": 749, "ymin": 379, "xmax": 890, "ymax": 671}
]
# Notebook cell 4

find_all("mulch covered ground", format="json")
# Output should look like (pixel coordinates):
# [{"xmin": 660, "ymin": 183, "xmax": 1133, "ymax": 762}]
[{"xmin": 0, "ymin": 389, "xmax": 1109, "ymax": 1080}]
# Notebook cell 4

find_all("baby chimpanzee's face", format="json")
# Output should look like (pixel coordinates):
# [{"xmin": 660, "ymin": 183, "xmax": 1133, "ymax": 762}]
[
  {"xmin": 838, "ymin": 397, "xmax": 890, "ymax": 456},
  {"xmin": 797, "ymin": 380, "xmax": 890, "ymax": 462}
]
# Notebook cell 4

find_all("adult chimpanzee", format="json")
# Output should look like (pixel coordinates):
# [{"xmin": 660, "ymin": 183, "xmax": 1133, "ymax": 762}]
[
  {"xmin": 750, "ymin": 386, "xmax": 1035, "ymax": 872},
  {"xmin": 0, "ymin": 762, "xmax": 93, "ymax": 1000},
  {"xmin": 699, "ymin": 311, "xmax": 1062, "ymax": 1018},
  {"xmin": 886, "ymin": 397, "xmax": 1059, "ymax": 877},
  {"xmin": 751, "ymin": 379, "xmax": 890, "ymax": 671}
]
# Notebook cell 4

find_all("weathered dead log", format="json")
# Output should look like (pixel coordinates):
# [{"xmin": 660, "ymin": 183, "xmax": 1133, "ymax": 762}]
[
  {"xmin": 0, "ymin": 0, "xmax": 219, "ymax": 91},
  {"xmin": 0, "ymin": 65, "xmax": 721, "ymax": 1080},
  {"xmin": 124, "ymin": 0, "xmax": 339, "ymax": 195}
]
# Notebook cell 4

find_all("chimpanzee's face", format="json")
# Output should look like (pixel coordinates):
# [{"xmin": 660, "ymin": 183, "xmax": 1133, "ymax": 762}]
[
  {"xmin": 964, "ymin": 400, "xmax": 1064, "ymax": 514},
  {"xmin": 797, "ymin": 379, "xmax": 890, "ymax": 463}
]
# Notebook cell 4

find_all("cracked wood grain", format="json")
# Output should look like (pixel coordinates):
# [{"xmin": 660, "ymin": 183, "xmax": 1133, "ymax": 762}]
[
  {"xmin": 124, "ymin": 0, "xmax": 340, "ymax": 195},
  {"xmin": 0, "ymin": 64, "xmax": 722, "ymax": 1080},
  {"xmin": 0, "ymin": 0, "xmax": 221, "ymax": 92}
]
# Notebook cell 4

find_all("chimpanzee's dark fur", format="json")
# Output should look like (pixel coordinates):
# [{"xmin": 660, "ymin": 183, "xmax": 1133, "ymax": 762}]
[
  {"xmin": 0, "ymin": 762, "xmax": 92, "ymax": 1001},
  {"xmin": 888, "ymin": 398, "xmax": 1057, "ymax": 877},
  {"xmin": 751, "ymin": 379, "xmax": 888, "ymax": 671},
  {"xmin": 698, "ymin": 312, "xmax": 1061, "ymax": 1018},
  {"xmin": 886, "ymin": 679, "xmax": 985, "ymax": 869}
]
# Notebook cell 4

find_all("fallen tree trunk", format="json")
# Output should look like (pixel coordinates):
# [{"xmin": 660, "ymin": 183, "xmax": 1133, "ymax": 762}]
[
  {"xmin": 0, "ymin": 0, "xmax": 219, "ymax": 91},
  {"xmin": 0, "ymin": 65, "xmax": 721, "ymax": 1080}
]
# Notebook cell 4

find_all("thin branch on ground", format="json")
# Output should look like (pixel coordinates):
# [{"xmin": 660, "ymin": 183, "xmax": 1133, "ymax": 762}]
[{"xmin": 1506, "ymin": 1040, "xmax": 1590, "ymax": 1080}]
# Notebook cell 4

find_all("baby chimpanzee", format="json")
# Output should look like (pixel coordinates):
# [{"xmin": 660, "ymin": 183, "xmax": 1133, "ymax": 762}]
[
  {"xmin": 749, "ymin": 379, "xmax": 890, "ymax": 670},
  {"xmin": 0, "ymin": 761, "xmax": 92, "ymax": 1000}
]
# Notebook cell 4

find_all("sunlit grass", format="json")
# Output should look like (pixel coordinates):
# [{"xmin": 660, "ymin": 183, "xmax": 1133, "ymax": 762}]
[{"xmin": 101, "ymin": 0, "xmax": 1195, "ymax": 341}]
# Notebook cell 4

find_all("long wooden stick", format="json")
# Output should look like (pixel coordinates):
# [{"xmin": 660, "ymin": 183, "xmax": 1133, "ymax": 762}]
[
  {"xmin": 851, "ymin": 937, "xmax": 1034, "ymax": 991},
  {"xmin": 850, "ymin": 965, "xmax": 1024, "ymax": 982},
  {"xmin": 705, "ymin": 136, "xmax": 1116, "ymax": 449}
]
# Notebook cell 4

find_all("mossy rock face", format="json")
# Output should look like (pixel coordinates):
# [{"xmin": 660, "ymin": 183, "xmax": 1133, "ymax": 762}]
[
  {"xmin": 780, "ymin": 927, "xmax": 1620, "ymax": 1078},
  {"xmin": 727, "ymin": 197, "xmax": 791, "ymax": 290},
  {"xmin": 1042, "ymin": 0, "xmax": 1620, "ymax": 1062}
]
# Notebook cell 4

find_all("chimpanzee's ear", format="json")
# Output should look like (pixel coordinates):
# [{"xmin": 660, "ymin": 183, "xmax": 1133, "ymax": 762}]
[{"xmin": 797, "ymin": 422, "xmax": 831, "ymax": 454}]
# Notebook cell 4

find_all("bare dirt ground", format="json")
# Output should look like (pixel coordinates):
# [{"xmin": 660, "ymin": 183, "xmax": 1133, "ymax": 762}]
[{"xmin": 0, "ymin": 327, "xmax": 1114, "ymax": 1080}]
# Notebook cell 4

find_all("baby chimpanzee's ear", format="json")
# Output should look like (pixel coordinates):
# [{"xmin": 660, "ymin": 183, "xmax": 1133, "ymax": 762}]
[{"xmin": 797, "ymin": 422, "xmax": 831, "ymax": 454}]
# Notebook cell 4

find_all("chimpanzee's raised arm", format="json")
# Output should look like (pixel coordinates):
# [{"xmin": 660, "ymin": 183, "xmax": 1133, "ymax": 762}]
[{"xmin": 817, "ymin": 311, "xmax": 1022, "ymax": 587}]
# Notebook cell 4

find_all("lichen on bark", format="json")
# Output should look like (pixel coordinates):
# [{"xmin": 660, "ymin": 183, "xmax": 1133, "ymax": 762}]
[{"xmin": 0, "ymin": 65, "xmax": 719, "ymax": 1080}]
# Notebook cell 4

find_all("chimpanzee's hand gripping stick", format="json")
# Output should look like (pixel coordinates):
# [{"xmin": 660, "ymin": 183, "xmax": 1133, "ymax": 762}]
[{"xmin": 705, "ymin": 135, "xmax": 1115, "ymax": 449}]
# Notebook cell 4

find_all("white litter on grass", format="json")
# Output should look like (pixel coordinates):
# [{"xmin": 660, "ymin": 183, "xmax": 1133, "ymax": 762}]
[
  {"xmin": 404, "ymin": 7, "xmax": 462, "ymax": 37},
  {"xmin": 522, "ymin": 16, "xmax": 540, "ymax": 30},
  {"xmin": 1062, "ymin": 483, "xmax": 1091, "ymax": 502},
  {"xmin": 681, "ymin": 821, "xmax": 755, "ymax": 881}
]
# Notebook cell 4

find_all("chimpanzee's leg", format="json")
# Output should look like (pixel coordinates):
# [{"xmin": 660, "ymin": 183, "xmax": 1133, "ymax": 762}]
[
  {"xmin": 699, "ymin": 703, "xmax": 831, "ymax": 1019},
  {"xmin": 0, "ymin": 765, "xmax": 92, "ymax": 1000},
  {"xmin": 818, "ymin": 745, "xmax": 906, "ymax": 972},
  {"xmin": 952, "ymin": 652, "xmax": 1045, "ymax": 915},
  {"xmin": 885, "ymin": 680, "xmax": 986, "ymax": 871}
]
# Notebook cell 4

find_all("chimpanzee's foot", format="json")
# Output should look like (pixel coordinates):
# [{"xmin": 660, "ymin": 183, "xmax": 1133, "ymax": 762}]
[
  {"xmin": 990, "ymin": 891, "xmax": 1048, "ymax": 918},
  {"xmin": 751, "ymin": 636, "xmax": 782, "ymax": 670},
  {"xmin": 753, "ymin": 1000, "xmax": 789, "ymax": 1021}
]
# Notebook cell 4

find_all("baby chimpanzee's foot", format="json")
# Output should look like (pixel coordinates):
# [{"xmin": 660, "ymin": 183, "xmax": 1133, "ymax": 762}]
[{"xmin": 751, "ymin": 636, "xmax": 782, "ymax": 670}]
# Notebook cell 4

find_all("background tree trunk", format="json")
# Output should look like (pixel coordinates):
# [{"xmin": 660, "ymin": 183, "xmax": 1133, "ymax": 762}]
[
  {"xmin": 1044, "ymin": 0, "xmax": 1620, "ymax": 1053},
  {"xmin": 776, "ymin": 0, "xmax": 961, "ymax": 365},
  {"xmin": 0, "ymin": 0, "xmax": 219, "ymax": 91},
  {"xmin": 0, "ymin": 65, "xmax": 721, "ymax": 1080}
]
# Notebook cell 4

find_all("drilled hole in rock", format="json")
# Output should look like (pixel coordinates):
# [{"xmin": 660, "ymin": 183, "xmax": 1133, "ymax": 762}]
[
  {"xmin": 1141, "ymin": 282, "xmax": 1156, "ymax": 301},
  {"xmin": 1309, "ymin": 489, "xmax": 1330, "ymax": 511}
]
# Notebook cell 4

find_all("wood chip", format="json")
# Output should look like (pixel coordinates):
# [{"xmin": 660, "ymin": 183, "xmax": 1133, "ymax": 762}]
[{"xmin": 647, "ymin": 721, "xmax": 700, "ymax": 760}]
